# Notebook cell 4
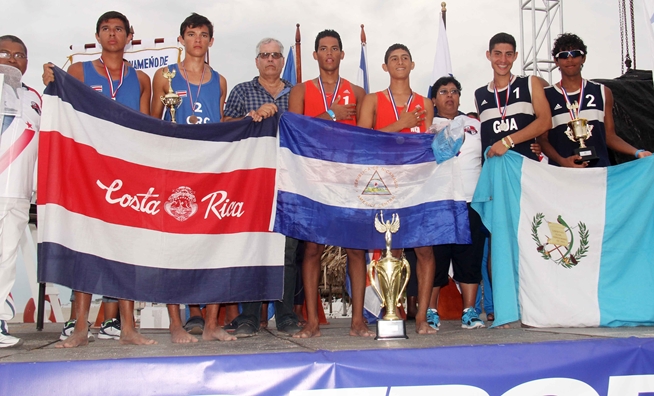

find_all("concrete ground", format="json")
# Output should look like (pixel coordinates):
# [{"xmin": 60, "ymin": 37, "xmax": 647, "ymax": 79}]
[{"xmin": 2, "ymin": 316, "xmax": 654, "ymax": 363}]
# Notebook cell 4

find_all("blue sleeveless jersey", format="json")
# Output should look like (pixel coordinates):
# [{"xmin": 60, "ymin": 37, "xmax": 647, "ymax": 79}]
[
  {"xmin": 544, "ymin": 80, "xmax": 610, "ymax": 167},
  {"xmin": 83, "ymin": 61, "xmax": 141, "ymax": 111},
  {"xmin": 474, "ymin": 75, "xmax": 538, "ymax": 161},
  {"xmin": 163, "ymin": 63, "xmax": 222, "ymax": 124}
]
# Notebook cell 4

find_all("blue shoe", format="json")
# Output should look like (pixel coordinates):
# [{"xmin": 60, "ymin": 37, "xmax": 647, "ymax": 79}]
[
  {"xmin": 462, "ymin": 307, "xmax": 485, "ymax": 329},
  {"xmin": 426, "ymin": 308, "xmax": 440, "ymax": 330}
]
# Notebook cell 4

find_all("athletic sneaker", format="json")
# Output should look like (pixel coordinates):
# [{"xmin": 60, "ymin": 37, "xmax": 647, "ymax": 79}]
[
  {"xmin": 59, "ymin": 319, "xmax": 94, "ymax": 341},
  {"xmin": 0, "ymin": 332, "xmax": 23, "ymax": 348},
  {"xmin": 461, "ymin": 307, "xmax": 486, "ymax": 329},
  {"xmin": 426, "ymin": 308, "xmax": 440, "ymax": 329},
  {"xmin": 98, "ymin": 318, "xmax": 121, "ymax": 340},
  {"xmin": 0, "ymin": 319, "xmax": 22, "ymax": 348}
]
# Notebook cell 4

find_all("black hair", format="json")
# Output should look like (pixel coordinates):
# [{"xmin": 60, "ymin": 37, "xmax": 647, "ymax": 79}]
[
  {"xmin": 314, "ymin": 30, "xmax": 342, "ymax": 52},
  {"xmin": 430, "ymin": 76, "xmax": 462, "ymax": 99},
  {"xmin": 552, "ymin": 33, "xmax": 587, "ymax": 58},
  {"xmin": 0, "ymin": 35, "xmax": 27, "ymax": 54},
  {"xmin": 489, "ymin": 32, "xmax": 516, "ymax": 52},
  {"xmin": 180, "ymin": 13, "xmax": 214, "ymax": 39},
  {"xmin": 384, "ymin": 43, "xmax": 412, "ymax": 64},
  {"xmin": 96, "ymin": 11, "xmax": 131, "ymax": 35}
]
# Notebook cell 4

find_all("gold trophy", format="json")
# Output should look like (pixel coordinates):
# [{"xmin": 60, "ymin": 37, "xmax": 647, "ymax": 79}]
[
  {"xmin": 160, "ymin": 67, "xmax": 182, "ymax": 123},
  {"xmin": 565, "ymin": 102, "xmax": 598, "ymax": 163},
  {"xmin": 368, "ymin": 211, "xmax": 410, "ymax": 340}
]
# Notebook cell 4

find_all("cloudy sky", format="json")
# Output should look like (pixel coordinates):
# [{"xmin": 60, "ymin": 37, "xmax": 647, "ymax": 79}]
[{"xmin": 3, "ymin": 0, "xmax": 653, "ymax": 114}]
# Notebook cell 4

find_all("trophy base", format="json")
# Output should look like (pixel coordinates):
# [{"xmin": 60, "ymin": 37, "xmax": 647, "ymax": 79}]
[
  {"xmin": 574, "ymin": 146, "xmax": 598, "ymax": 164},
  {"xmin": 375, "ymin": 319, "xmax": 408, "ymax": 340}
]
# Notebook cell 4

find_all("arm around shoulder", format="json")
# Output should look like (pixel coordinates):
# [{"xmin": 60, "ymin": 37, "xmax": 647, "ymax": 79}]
[
  {"xmin": 356, "ymin": 93, "xmax": 377, "ymax": 129},
  {"xmin": 150, "ymin": 68, "xmax": 168, "ymax": 118},
  {"xmin": 288, "ymin": 83, "xmax": 306, "ymax": 114},
  {"xmin": 137, "ymin": 70, "xmax": 151, "ymax": 115},
  {"xmin": 67, "ymin": 62, "xmax": 85, "ymax": 82}
]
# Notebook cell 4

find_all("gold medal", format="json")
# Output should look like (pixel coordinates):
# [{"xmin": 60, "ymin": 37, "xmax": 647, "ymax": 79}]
[{"xmin": 189, "ymin": 115, "xmax": 198, "ymax": 124}]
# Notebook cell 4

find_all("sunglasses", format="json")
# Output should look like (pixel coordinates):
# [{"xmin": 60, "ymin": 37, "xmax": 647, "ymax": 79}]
[
  {"xmin": 257, "ymin": 52, "xmax": 283, "ymax": 59},
  {"xmin": 555, "ymin": 50, "xmax": 585, "ymax": 59}
]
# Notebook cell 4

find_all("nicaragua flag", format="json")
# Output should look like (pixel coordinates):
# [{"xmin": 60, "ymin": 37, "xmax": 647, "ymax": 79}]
[
  {"xmin": 357, "ymin": 42, "xmax": 370, "ymax": 94},
  {"xmin": 282, "ymin": 46, "xmax": 297, "ymax": 86},
  {"xmin": 472, "ymin": 151, "xmax": 654, "ymax": 328},
  {"xmin": 272, "ymin": 113, "xmax": 471, "ymax": 249},
  {"xmin": 428, "ymin": 15, "xmax": 453, "ymax": 97},
  {"xmin": 37, "ymin": 67, "xmax": 285, "ymax": 304}
]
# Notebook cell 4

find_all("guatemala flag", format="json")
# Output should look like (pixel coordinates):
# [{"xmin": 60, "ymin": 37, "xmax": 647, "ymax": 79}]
[
  {"xmin": 472, "ymin": 151, "xmax": 654, "ymax": 328},
  {"xmin": 37, "ymin": 67, "xmax": 285, "ymax": 304},
  {"xmin": 273, "ymin": 113, "xmax": 471, "ymax": 250},
  {"xmin": 357, "ymin": 42, "xmax": 370, "ymax": 94},
  {"xmin": 282, "ymin": 46, "xmax": 297, "ymax": 86}
]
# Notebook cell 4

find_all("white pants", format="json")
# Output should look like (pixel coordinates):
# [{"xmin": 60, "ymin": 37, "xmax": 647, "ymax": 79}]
[{"xmin": 0, "ymin": 198, "xmax": 29, "ymax": 321}]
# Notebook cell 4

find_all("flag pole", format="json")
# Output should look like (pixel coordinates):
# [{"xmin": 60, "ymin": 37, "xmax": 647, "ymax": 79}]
[
  {"xmin": 360, "ymin": 24, "xmax": 367, "ymax": 45},
  {"xmin": 441, "ymin": 2, "xmax": 447, "ymax": 28},
  {"xmin": 295, "ymin": 24, "xmax": 302, "ymax": 83}
]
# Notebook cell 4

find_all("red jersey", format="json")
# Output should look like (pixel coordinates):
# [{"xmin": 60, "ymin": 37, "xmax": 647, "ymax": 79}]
[
  {"xmin": 303, "ymin": 78, "xmax": 357, "ymax": 126},
  {"xmin": 375, "ymin": 91, "xmax": 427, "ymax": 133}
]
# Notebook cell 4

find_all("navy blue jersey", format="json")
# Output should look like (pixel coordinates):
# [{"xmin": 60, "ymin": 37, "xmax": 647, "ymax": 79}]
[
  {"xmin": 544, "ymin": 80, "xmax": 610, "ymax": 167},
  {"xmin": 83, "ymin": 61, "xmax": 141, "ymax": 111},
  {"xmin": 474, "ymin": 75, "xmax": 538, "ymax": 161},
  {"xmin": 164, "ymin": 63, "xmax": 222, "ymax": 124}
]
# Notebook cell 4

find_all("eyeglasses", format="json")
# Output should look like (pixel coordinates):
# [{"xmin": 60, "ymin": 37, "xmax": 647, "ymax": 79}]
[
  {"xmin": 555, "ymin": 50, "xmax": 585, "ymax": 59},
  {"xmin": 0, "ymin": 51, "xmax": 27, "ymax": 60},
  {"xmin": 437, "ymin": 88, "xmax": 461, "ymax": 96},
  {"xmin": 257, "ymin": 52, "xmax": 283, "ymax": 60}
]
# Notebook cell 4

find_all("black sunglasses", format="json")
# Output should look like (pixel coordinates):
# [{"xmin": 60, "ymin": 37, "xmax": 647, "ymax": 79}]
[
  {"xmin": 555, "ymin": 50, "xmax": 585, "ymax": 59},
  {"xmin": 258, "ymin": 52, "xmax": 283, "ymax": 59}
]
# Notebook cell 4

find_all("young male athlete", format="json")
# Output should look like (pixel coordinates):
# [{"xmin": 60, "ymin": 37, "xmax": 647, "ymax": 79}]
[
  {"xmin": 474, "ymin": 33, "xmax": 551, "ymax": 161},
  {"xmin": 43, "ymin": 11, "xmax": 155, "ymax": 348},
  {"xmin": 538, "ymin": 33, "xmax": 651, "ymax": 167},
  {"xmin": 358, "ymin": 43, "xmax": 437, "ymax": 335},
  {"xmin": 287, "ymin": 29, "xmax": 371, "ymax": 339},
  {"xmin": 151, "ymin": 13, "xmax": 226, "ymax": 124},
  {"xmin": 150, "ymin": 13, "xmax": 234, "ymax": 344},
  {"xmin": 0, "ymin": 35, "xmax": 41, "ymax": 348}
]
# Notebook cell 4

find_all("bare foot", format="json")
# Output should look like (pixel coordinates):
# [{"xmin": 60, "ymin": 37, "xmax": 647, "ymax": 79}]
[
  {"xmin": 170, "ymin": 324, "xmax": 197, "ymax": 344},
  {"xmin": 496, "ymin": 324, "xmax": 512, "ymax": 329},
  {"xmin": 349, "ymin": 320, "xmax": 374, "ymax": 337},
  {"xmin": 55, "ymin": 331, "xmax": 89, "ymax": 348},
  {"xmin": 260, "ymin": 320, "xmax": 268, "ymax": 329},
  {"xmin": 202, "ymin": 326, "xmax": 237, "ymax": 341},
  {"xmin": 120, "ymin": 330, "xmax": 158, "ymax": 345},
  {"xmin": 293, "ymin": 322, "xmax": 321, "ymax": 338},
  {"xmin": 416, "ymin": 321, "xmax": 437, "ymax": 335}
]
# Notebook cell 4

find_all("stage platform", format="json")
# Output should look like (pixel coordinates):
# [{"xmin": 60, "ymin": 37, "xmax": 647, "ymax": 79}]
[{"xmin": 2, "ymin": 318, "xmax": 654, "ymax": 395}]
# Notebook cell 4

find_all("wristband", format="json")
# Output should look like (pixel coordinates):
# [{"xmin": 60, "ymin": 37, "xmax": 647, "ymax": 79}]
[
  {"xmin": 635, "ymin": 149, "xmax": 645, "ymax": 158},
  {"xmin": 326, "ymin": 109, "xmax": 336, "ymax": 121},
  {"xmin": 501, "ymin": 138, "xmax": 511, "ymax": 149},
  {"xmin": 506, "ymin": 135, "xmax": 515, "ymax": 147}
]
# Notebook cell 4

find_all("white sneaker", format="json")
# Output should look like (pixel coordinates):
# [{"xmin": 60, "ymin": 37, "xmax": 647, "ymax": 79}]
[
  {"xmin": 98, "ymin": 318, "xmax": 121, "ymax": 340},
  {"xmin": 0, "ymin": 332, "xmax": 23, "ymax": 348},
  {"xmin": 59, "ymin": 319, "xmax": 94, "ymax": 341}
]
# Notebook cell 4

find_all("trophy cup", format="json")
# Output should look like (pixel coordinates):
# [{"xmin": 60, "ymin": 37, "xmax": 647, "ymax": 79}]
[
  {"xmin": 160, "ymin": 67, "xmax": 182, "ymax": 123},
  {"xmin": 564, "ymin": 102, "xmax": 598, "ymax": 163},
  {"xmin": 368, "ymin": 211, "xmax": 410, "ymax": 340}
]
